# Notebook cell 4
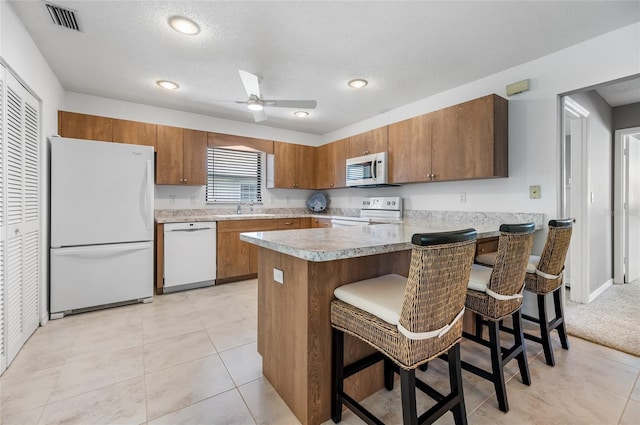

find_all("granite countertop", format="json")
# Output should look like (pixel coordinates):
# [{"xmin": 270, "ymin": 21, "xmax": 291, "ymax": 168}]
[
  {"xmin": 154, "ymin": 211, "xmax": 373, "ymax": 224},
  {"xmin": 239, "ymin": 216, "xmax": 543, "ymax": 262},
  {"xmin": 154, "ymin": 208, "xmax": 400, "ymax": 224}
]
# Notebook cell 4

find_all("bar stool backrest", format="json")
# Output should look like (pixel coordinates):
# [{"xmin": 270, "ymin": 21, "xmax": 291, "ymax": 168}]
[
  {"xmin": 527, "ymin": 219, "xmax": 573, "ymax": 294},
  {"xmin": 399, "ymin": 229, "xmax": 477, "ymax": 337},
  {"xmin": 487, "ymin": 223, "xmax": 536, "ymax": 303},
  {"xmin": 538, "ymin": 219, "xmax": 573, "ymax": 277}
]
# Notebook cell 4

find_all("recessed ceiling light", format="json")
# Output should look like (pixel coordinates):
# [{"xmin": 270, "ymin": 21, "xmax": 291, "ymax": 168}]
[
  {"xmin": 168, "ymin": 16, "xmax": 200, "ymax": 35},
  {"xmin": 348, "ymin": 78, "xmax": 368, "ymax": 89},
  {"xmin": 294, "ymin": 111, "xmax": 309, "ymax": 118},
  {"xmin": 157, "ymin": 80, "xmax": 179, "ymax": 90}
]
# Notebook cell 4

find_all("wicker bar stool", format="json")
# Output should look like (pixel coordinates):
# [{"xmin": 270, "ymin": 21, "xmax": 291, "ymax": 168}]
[
  {"xmin": 476, "ymin": 219, "xmax": 573, "ymax": 366},
  {"xmin": 462, "ymin": 223, "xmax": 535, "ymax": 413},
  {"xmin": 331, "ymin": 229, "xmax": 477, "ymax": 425}
]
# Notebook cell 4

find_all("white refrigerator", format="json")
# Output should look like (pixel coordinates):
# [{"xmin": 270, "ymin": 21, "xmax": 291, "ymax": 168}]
[{"xmin": 50, "ymin": 136, "xmax": 154, "ymax": 318}]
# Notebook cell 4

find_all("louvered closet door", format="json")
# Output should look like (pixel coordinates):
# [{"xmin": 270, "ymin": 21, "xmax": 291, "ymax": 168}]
[
  {"xmin": 0, "ymin": 66, "xmax": 6, "ymax": 374},
  {"xmin": 5, "ymin": 70, "xmax": 39, "ymax": 366}
]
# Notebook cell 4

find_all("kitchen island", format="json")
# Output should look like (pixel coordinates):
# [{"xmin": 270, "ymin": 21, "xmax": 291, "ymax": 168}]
[{"xmin": 240, "ymin": 215, "xmax": 543, "ymax": 425}]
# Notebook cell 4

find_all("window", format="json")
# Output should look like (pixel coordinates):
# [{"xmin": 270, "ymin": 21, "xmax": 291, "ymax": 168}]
[{"xmin": 206, "ymin": 147, "xmax": 263, "ymax": 203}]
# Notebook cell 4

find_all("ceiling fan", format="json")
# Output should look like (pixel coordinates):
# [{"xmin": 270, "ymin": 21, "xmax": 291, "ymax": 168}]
[{"xmin": 196, "ymin": 70, "xmax": 317, "ymax": 122}]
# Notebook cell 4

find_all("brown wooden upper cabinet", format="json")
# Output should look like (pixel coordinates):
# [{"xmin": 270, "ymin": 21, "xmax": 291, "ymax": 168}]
[
  {"xmin": 388, "ymin": 94, "xmax": 508, "ymax": 183},
  {"xmin": 349, "ymin": 126, "xmax": 388, "ymax": 157},
  {"xmin": 59, "ymin": 111, "xmax": 157, "ymax": 149},
  {"xmin": 270, "ymin": 142, "xmax": 316, "ymax": 189},
  {"xmin": 431, "ymin": 94, "xmax": 508, "ymax": 181},
  {"xmin": 112, "ymin": 119, "xmax": 157, "ymax": 148},
  {"xmin": 388, "ymin": 113, "xmax": 433, "ymax": 184},
  {"xmin": 58, "ymin": 111, "xmax": 114, "ymax": 142},
  {"xmin": 315, "ymin": 137, "xmax": 349, "ymax": 189},
  {"xmin": 156, "ymin": 126, "xmax": 207, "ymax": 185}
]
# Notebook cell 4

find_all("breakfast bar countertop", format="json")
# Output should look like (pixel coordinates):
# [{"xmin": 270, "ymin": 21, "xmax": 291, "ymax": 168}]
[{"xmin": 240, "ymin": 214, "xmax": 544, "ymax": 262}]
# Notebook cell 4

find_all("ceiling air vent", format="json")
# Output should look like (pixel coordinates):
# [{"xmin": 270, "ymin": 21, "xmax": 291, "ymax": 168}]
[{"xmin": 45, "ymin": 3, "xmax": 80, "ymax": 32}]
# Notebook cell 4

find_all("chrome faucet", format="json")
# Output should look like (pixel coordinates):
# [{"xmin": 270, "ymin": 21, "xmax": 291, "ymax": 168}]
[{"xmin": 236, "ymin": 203, "xmax": 242, "ymax": 215}]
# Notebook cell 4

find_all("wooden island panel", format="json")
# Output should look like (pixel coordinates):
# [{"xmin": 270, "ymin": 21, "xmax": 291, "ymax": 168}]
[{"xmin": 257, "ymin": 247, "xmax": 412, "ymax": 425}]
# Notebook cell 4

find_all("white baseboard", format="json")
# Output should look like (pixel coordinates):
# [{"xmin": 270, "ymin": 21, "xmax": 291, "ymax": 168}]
[{"xmin": 588, "ymin": 278, "xmax": 613, "ymax": 303}]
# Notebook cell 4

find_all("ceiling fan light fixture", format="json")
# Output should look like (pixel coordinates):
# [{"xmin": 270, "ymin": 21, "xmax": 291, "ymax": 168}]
[
  {"xmin": 156, "ymin": 80, "xmax": 179, "ymax": 90},
  {"xmin": 294, "ymin": 111, "xmax": 309, "ymax": 118},
  {"xmin": 168, "ymin": 16, "xmax": 200, "ymax": 35},
  {"xmin": 348, "ymin": 78, "xmax": 368, "ymax": 89},
  {"xmin": 247, "ymin": 103, "xmax": 264, "ymax": 111}
]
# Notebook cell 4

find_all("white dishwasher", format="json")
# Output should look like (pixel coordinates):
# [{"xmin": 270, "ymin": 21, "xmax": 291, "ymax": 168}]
[{"xmin": 164, "ymin": 222, "xmax": 216, "ymax": 291}]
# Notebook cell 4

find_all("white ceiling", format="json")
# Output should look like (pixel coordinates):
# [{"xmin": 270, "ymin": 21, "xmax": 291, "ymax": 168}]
[{"xmin": 8, "ymin": 1, "xmax": 640, "ymax": 135}]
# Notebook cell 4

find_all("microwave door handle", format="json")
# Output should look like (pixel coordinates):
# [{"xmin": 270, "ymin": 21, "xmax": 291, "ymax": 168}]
[{"xmin": 372, "ymin": 159, "xmax": 377, "ymax": 179}]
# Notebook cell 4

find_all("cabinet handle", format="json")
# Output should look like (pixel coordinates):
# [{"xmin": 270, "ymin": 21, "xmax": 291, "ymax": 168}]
[{"xmin": 184, "ymin": 179, "xmax": 187, "ymax": 183}]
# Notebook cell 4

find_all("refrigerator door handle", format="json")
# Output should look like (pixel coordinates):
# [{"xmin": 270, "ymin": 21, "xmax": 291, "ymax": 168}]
[
  {"xmin": 145, "ymin": 159, "xmax": 153, "ymax": 231},
  {"xmin": 52, "ymin": 242, "xmax": 152, "ymax": 258}
]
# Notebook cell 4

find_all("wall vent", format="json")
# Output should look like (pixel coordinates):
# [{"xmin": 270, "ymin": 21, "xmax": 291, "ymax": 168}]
[{"xmin": 45, "ymin": 3, "xmax": 80, "ymax": 32}]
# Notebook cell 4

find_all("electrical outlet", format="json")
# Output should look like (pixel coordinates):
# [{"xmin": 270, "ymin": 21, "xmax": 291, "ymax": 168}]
[
  {"xmin": 190, "ymin": 195, "xmax": 196, "ymax": 205},
  {"xmin": 273, "ymin": 268, "xmax": 284, "ymax": 284},
  {"xmin": 169, "ymin": 195, "xmax": 176, "ymax": 205},
  {"xmin": 529, "ymin": 185, "xmax": 541, "ymax": 199},
  {"xmin": 459, "ymin": 193, "xmax": 466, "ymax": 204}
]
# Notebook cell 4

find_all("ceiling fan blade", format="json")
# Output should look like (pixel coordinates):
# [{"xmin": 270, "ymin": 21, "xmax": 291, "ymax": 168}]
[
  {"xmin": 239, "ymin": 70, "xmax": 262, "ymax": 98},
  {"xmin": 191, "ymin": 96, "xmax": 246, "ymax": 105},
  {"xmin": 252, "ymin": 109, "xmax": 267, "ymax": 122},
  {"xmin": 266, "ymin": 100, "xmax": 318, "ymax": 109}
]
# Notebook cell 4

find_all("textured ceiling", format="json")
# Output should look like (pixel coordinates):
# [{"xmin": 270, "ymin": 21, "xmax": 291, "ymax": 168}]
[{"xmin": 8, "ymin": 1, "xmax": 640, "ymax": 135}]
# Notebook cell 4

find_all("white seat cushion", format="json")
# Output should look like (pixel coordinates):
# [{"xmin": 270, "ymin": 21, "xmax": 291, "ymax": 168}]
[
  {"xmin": 475, "ymin": 252, "xmax": 540, "ymax": 274},
  {"xmin": 334, "ymin": 274, "xmax": 407, "ymax": 325},
  {"xmin": 468, "ymin": 263, "xmax": 493, "ymax": 292}
]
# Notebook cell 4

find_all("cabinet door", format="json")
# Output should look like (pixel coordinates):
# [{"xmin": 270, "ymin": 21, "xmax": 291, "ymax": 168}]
[
  {"xmin": 183, "ymin": 129, "xmax": 207, "ymax": 185},
  {"xmin": 273, "ymin": 142, "xmax": 297, "ymax": 188},
  {"xmin": 388, "ymin": 114, "xmax": 433, "ymax": 183},
  {"xmin": 431, "ymin": 95, "xmax": 504, "ymax": 181},
  {"xmin": 349, "ymin": 126, "xmax": 388, "ymax": 157},
  {"xmin": 156, "ymin": 125, "xmax": 184, "ymax": 185},
  {"xmin": 315, "ymin": 143, "xmax": 334, "ymax": 189},
  {"xmin": 217, "ymin": 230, "xmax": 252, "ymax": 278},
  {"xmin": 296, "ymin": 144, "xmax": 316, "ymax": 189},
  {"xmin": 112, "ymin": 119, "xmax": 156, "ymax": 148},
  {"xmin": 333, "ymin": 138, "xmax": 349, "ymax": 188},
  {"xmin": 58, "ymin": 111, "xmax": 113, "ymax": 142}
]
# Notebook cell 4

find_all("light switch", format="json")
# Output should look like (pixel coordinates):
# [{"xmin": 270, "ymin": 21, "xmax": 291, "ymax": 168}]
[
  {"xmin": 273, "ymin": 268, "xmax": 284, "ymax": 284},
  {"xmin": 529, "ymin": 185, "xmax": 541, "ymax": 199}
]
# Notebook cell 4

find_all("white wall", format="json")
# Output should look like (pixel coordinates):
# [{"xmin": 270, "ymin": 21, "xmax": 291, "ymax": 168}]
[
  {"xmin": 65, "ymin": 22, "xmax": 640, "ymax": 216},
  {"xmin": 1, "ymin": 1, "xmax": 65, "ymax": 323},
  {"xmin": 320, "ymin": 22, "xmax": 640, "ymax": 221}
]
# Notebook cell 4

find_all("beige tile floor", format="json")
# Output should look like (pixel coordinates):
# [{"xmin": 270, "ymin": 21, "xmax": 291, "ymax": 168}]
[{"xmin": 1, "ymin": 279, "xmax": 638, "ymax": 425}]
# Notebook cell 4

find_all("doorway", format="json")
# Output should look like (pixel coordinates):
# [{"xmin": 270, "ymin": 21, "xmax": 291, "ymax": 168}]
[{"xmin": 614, "ymin": 127, "xmax": 640, "ymax": 284}]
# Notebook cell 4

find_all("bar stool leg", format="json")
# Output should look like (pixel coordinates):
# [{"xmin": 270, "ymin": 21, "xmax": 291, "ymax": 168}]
[
  {"xmin": 332, "ymin": 328, "xmax": 344, "ymax": 423},
  {"xmin": 474, "ymin": 313, "xmax": 484, "ymax": 339},
  {"xmin": 400, "ymin": 368, "xmax": 418, "ymax": 425},
  {"xmin": 384, "ymin": 358, "xmax": 395, "ymax": 390},
  {"xmin": 553, "ymin": 288, "xmax": 570, "ymax": 350},
  {"xmin": 512, "ymin": 310, "xmax": 531, "ymax": 385},
  {"xmin": 448, "ymin": 344, "xmax": 468, "ymax": 425},
  {"xmin": 488, "ymin": 321, "xmax": 508, "ymax": 412},
  {"xmin": 536, "ymin": 293, "xmax": 555, "ymax": 366}
]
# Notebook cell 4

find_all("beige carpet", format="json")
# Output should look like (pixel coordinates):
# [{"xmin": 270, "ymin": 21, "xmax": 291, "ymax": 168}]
[{"xmin": 564, "ymin": 281, "xmax": 640, "ymax": 357}]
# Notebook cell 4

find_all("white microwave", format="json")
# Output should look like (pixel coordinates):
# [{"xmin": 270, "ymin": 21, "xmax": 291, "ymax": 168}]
[{"xmin": 346, "ymin": 152, "xmax": 389, "ymax": 187}]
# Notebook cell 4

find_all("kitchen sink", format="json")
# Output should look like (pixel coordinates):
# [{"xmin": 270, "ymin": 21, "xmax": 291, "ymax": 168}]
[{"xmin": 214, "ymin": 213, "xmax": 276, "ymax": 218}]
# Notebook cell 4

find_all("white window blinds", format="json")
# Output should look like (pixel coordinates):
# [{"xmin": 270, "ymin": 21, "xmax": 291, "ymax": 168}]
[{"xmin": 206, "ymin": 148, "xmax": 263, "ymax": 203}]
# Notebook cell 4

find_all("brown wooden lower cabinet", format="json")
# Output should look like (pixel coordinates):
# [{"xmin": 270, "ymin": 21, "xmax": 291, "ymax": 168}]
[
  {"xmin": 310, "ymin": 217, "xmax": 332, "ymax": 228},
  {"xmin": 216, "ymin": 218, "xmax": 311, "ymax": 283}
]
